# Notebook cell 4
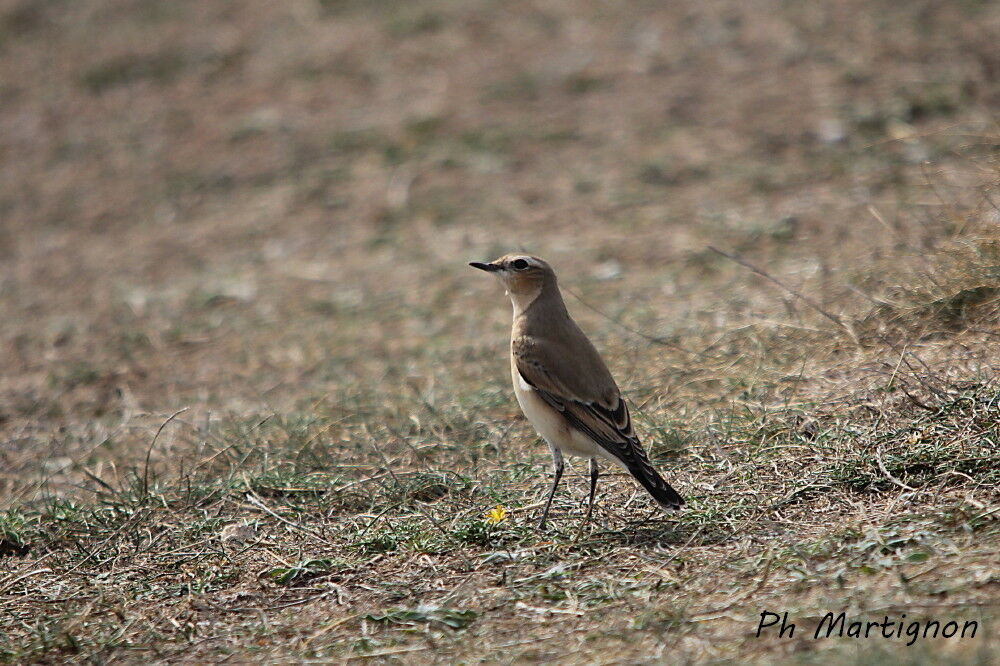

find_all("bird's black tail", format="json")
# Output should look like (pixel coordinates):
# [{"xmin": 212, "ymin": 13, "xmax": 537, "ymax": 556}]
[{"xmin": 629, "ymin": 461, "xmax": 684, "ymax": 510}]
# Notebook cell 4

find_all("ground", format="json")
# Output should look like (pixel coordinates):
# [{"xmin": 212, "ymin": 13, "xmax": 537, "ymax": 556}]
[{"xmin": 1, "ymin": 0, "xmax": 999, "ymax": 663}]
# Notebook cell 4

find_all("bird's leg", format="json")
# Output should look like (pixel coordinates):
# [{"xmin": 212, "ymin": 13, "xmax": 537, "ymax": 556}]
[
  {"xmin": 538, "ymin": 446, "xmax": 564, "ymax": 530},
  {"xmin": 584, "ymin": 458, "xmax": 599, "ymax": 524}
]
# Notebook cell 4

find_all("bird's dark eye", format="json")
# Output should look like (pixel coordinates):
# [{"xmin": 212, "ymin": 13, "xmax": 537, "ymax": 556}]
[{"xmin": 512, "ymin": 258, "xmax": 529, "ymax": 270}]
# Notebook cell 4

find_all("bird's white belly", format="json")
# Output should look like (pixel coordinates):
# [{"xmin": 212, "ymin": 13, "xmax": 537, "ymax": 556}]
[{"xmin": 511, "ymin": 364, "xmax": 620, "ymax": 464}]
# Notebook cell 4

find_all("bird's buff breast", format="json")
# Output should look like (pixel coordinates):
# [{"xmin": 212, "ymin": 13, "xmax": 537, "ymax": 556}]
[{"xmin": 509, "ymin": 358, "xmax": 607, "ymax": 460}]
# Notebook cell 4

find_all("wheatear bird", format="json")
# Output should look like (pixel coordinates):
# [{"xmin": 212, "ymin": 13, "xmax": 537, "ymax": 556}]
[{"xmin": 470, "ymin": 254, "xmax": 684, "ymax": 528}]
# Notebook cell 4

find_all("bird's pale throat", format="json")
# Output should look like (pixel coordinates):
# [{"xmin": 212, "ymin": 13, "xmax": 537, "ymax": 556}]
[{"xmin": 507, "ymin": 282, "xmax": 544, "ymax": 315}]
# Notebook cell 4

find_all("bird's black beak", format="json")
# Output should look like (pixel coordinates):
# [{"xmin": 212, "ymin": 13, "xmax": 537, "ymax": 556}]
[{"xmin": 469, "ymin": 261, "xmax": 500, "ymax": 272}]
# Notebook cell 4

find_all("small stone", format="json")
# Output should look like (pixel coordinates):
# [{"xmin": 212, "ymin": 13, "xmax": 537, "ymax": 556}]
[{"xmin": 592, "ymin": 260, "xmax": 622, "ymax": 281}]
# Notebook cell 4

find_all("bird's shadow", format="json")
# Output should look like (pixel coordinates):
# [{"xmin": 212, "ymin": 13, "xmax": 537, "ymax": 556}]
[{"xmin": 553, "ymin": 513, "xmax": 732, "ymax": 550}]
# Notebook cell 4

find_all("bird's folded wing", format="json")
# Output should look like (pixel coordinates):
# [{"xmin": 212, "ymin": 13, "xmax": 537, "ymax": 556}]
[{"xmin": 513, "ymin": 339, "xmax": 652, "ymax": 469}]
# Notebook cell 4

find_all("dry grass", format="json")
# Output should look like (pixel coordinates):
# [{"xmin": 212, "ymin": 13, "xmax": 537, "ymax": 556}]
[{"xmin": 1, "ymin": 0, "xmax": 999, "ymax": 663}]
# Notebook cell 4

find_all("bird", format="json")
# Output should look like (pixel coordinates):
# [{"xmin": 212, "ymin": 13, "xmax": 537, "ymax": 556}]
[{"xmin": 470, "ymin": 254, "xmax": 684, "ymax": 528}]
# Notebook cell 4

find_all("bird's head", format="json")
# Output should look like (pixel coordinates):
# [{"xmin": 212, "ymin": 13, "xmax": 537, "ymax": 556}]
[{"xmin": 469, "ymin": 254, "xmax": 557, "ymax": 303}]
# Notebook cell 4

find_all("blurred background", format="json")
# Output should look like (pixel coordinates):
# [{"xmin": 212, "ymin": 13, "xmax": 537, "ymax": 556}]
[
  {"xmin": 2, "ymin": 2, "xmax": 999, "ymax": 661},
  {"xmin": 1, "ymin": 0, "xmax": 998, "ymax": 495}
]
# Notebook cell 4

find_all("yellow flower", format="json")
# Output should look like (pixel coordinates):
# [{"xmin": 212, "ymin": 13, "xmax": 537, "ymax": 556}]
[{"xmin": 484, "ymin": 504, "xmax": 507, "ymax": 525}]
